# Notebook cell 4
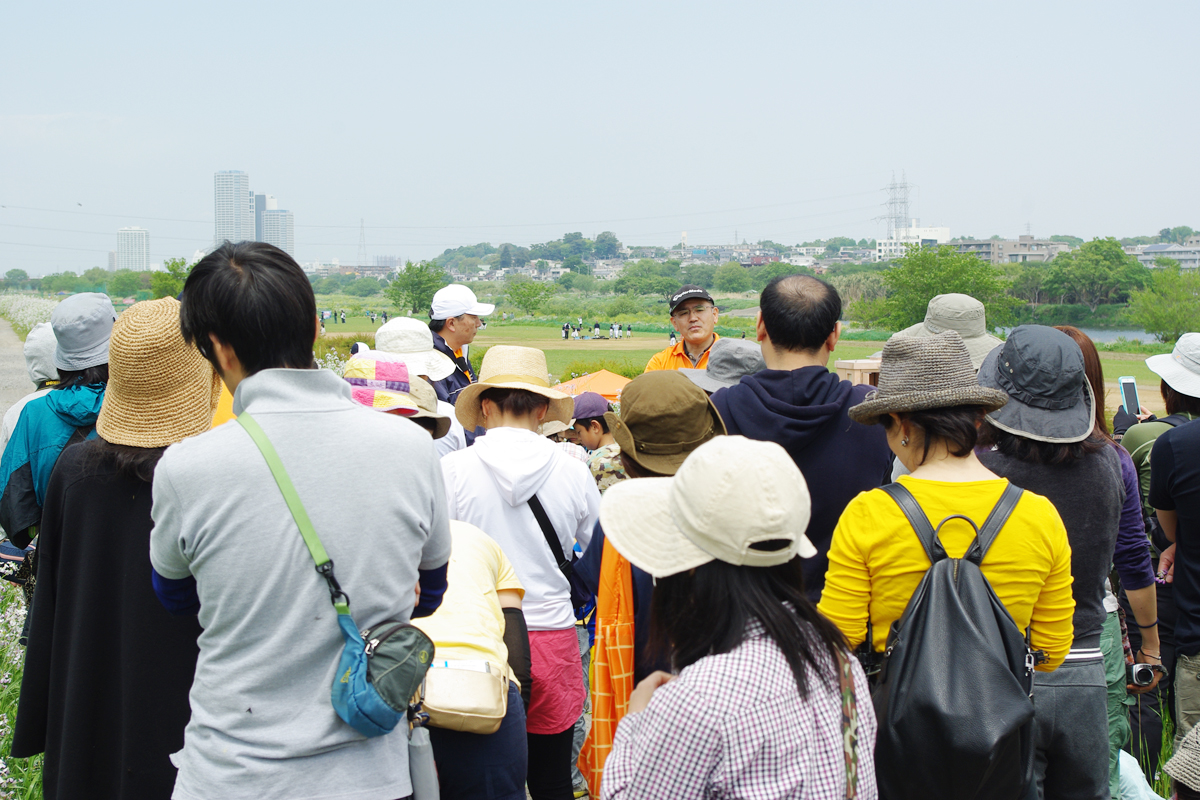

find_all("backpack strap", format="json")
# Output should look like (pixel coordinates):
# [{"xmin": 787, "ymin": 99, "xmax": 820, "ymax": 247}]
[
  {"xmin": 880, "ymin": 483, "xmax": 946, "ymax": 564},
  {"xmin": 237, "ymin": 413, "xmax": 350, "ymax": 614},
  {"xmin": 528, "ymin": 494, "xmax": 572, "ymax": 579},
  {"xmin": 964, "ymin": 483, "xmax": 1024, "ymax": 565}
]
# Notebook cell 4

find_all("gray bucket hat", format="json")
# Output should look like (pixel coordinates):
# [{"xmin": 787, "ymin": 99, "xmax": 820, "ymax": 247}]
[
  {"xmin": 977, "ymin": 325, "xmax": 1096, "ymax": 444},
  {"xmin": 51, "ymin": 293, "xmax": 116, "ymax": 372},
  {"xmin": 894, "ymin": 293, "xmax": 1004, "ymax": 370},
  {"xmin": 849, "ymin": 331, "xmax": 1008, "ymax": 425},
  {"xmin": 679, "ymin": 338, "xmax": 766, "ymax": 393},
  {"xmin": 1166, "ymin": 718, "xmax": 1200, "ymax": 791}
]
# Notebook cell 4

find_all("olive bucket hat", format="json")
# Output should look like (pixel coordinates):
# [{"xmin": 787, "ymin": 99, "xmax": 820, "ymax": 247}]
[
  {"xmin": 606, "ymin": 370, "xmax": 725, "ymax": 475},
  {"xmin": 977, "ymin": 324, "xmax": 1096, "ymax": 444},
  {"xmin": 849, "ymin": 331, "xmax": 1008, "ymax": 426}
]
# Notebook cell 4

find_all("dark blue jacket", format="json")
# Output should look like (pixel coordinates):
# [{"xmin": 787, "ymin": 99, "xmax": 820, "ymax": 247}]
[
  {"xmin": 431, "ymin": 333, "xmax": 475, "ymax": 405},
  {"xmin": 0, "ymin": 384, "xmax": 104, "ymax": 547},
  {"xmin": 710, "ymin": 366, "xmax": 892, "ymax": 601}
]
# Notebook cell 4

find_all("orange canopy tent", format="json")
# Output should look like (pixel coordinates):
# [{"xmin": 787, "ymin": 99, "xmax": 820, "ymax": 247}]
[{"xmin": 555, "ymin": 369, "xmax": 630, "ymax": 404}]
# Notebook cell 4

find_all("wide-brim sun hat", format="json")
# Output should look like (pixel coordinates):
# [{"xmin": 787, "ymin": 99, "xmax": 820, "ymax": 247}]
[
  {"xmin": 893, "ymin": 293, "xmax": 1003, "ymax": 370},
  {"xmin": 606, "ymin": 370, "xmax": 725, "ymax": 475},
  {"xmin": 96, "ymin": 297, "xmax": 222, "ymax": 448},
  {"xmin": 1166, "ymin": 720, "xmax": 1200, "ymax": 791},
  {"xmin": 679, "ymin": 337, "xmax": 766, "ymax": 393},
  {"xmin": 849, "ymin": 330, "xmax": 1008, "ymax": 426},
  {"xmin": 51, "ymin": 292, "xmax": 117, "ymax": 372},
  {"xmin": 977, "ymin": 324, "xmax": 1096, "ymax": 444},
  {"xmin": 1146, "ymin": 332, "xmax": 1200, "ymax": 399},
  {"xmin": 373, "ymin": 317, "xmax": 456, "ymax": 381},
  {"xmin": 601, "ymin": 435, "xmax": 817, "ymax": 579},
  {"xmin": 455, "ymin": 345, "xmax": 573, "ymax": 430},
  {"xmin": 344, "ymin": 355, "xmax": 451, "ymax": 439}
]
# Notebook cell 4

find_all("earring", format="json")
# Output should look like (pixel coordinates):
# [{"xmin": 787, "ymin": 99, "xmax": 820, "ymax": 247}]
[{"xmin": 901, "ymin": 436, "xmax": 909, "ymax": 447}]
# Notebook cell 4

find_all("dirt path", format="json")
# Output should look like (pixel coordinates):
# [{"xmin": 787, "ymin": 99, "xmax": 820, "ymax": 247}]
[{"xmin": 0, "ymin": 319, "xmax": 33, "ymax": 419}]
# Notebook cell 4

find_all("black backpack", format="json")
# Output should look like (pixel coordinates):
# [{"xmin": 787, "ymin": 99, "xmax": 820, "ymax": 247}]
[{"xmin": 871, "ymin": 482, "xmax": 1037, "ymax": 800}]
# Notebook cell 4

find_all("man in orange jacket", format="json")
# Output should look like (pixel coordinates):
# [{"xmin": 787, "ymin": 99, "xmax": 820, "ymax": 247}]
[{"xmin": 643, "ymin": 285, "xmax": 720, "ymax": 372}]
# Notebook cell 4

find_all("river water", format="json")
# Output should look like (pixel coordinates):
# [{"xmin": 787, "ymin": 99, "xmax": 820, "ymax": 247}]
[{"xmin": 1002, "ymin": 327, "xmax": 1154, "ymax": 344}]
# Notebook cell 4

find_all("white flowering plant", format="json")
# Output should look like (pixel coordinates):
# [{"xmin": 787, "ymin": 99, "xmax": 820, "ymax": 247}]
[{"xmin": 0, "ymin": 295, "xmax": 58, "ymax": 341}]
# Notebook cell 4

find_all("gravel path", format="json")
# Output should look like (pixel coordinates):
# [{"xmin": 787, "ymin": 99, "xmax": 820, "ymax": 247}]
[{"xmin": 0, "ymin": 318, "xmax": 34, "ymax": 419}]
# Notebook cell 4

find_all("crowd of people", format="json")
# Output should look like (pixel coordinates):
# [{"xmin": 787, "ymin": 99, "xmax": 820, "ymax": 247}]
[{"xmin": 3, "ymin": 239, "xmax": 1200, "ymax": 800}]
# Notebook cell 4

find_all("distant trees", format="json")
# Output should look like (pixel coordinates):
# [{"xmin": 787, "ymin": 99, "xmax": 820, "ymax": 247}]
[
  {"xmin": 612, "ymin": 260, "xmax": 680, "ymax": 298},
  {"xmin": 504, "ymin": 275, "xmax": 555, "ymax": 315},
  {"xmin": 107, "ymin": 270, "xmax": 142, "ymax": 298},
  {"xmin": 1042, "ymin": 238, "xmax": 1147, "ymax": 311},
  {"xmin": 151, "ymin": 257, "xmax": 193, "ymax": 299},
  {"xmin": 881, "ymin": 246, "xmax": 1019, "ymax": 331},
  {"xmin": 751, "ymin": 262, "xmax": 811, "ymax": 292},
  {"xmin": 593, "ymin": 231, "xmax": 621, "ymax": 259},
  {"xmin": 1127, "ymin": 258, "xmax": 1200, "ymax": 343},
  {"xmin": 713, "ymin": 261, "xmax": 751, "ymax": 293},
  {"xmin": 344, "ymin": 277, "xmax": 384, "ymax": 297},
  {"xmin": 385, "ymin": 260, "xmax": 449, "ymax": 314}
]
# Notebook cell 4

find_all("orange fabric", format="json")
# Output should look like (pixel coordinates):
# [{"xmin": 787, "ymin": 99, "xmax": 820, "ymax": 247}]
[
  {"xmin": 642, "ymin": 333, "xmax": 720, "ymax": 372},
  {"xmin": 579, "ymin": 540, "xmax": 636, "ymax": 790},
  {"xmin": 555, "ymin": 369, "xmax": 632, "ymax": 403},
  {"xmin": 211, "ymin": 383, "xmax": 235, "ymax": 428}
]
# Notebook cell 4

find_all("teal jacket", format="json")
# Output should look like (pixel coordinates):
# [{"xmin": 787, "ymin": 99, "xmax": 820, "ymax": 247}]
[{"xmin": 0, "ymin": 384, "xmax": 104, "ymax": 547}]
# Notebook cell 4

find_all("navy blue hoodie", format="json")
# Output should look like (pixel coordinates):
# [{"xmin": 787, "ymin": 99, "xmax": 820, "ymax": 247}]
[{"xmin": 710, "ymin": 366, "xmax": 893, "ymax": 601}]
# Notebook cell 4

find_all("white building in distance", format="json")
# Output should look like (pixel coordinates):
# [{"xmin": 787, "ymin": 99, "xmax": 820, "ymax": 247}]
[
  {"xmin": 876, "ymin": 221, "xmax": 952, "ymax": 262},
  {"xmin": 116, "ymin": 227, "xmax": 149, "ymax": 272},
  {"xmin": 214, "ymin": 170, "xmax": 255, "ymax": 247},
  {"xmin": 262, "ymin": 209, "xmax": 295, "ymax": 256}
]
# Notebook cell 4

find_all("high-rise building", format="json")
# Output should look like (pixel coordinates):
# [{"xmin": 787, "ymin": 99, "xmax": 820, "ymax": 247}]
[
  {"xmin": 116, "ymin": 227, "xmax": 149, "ymax": 272},
  {"xmin": 254, "ymin": 194, "xmax": 278, "ymax": 241},
  {"xmin": 214, "ymin": 171, "xmax": 255, "ymax": 246},
  {"xmin": 107, "ymin": 251, "xmax": 117, "ymax": 271},
  {"xmin": 262, "ymin": 209, "xmax": 295, "ymax": 256}
]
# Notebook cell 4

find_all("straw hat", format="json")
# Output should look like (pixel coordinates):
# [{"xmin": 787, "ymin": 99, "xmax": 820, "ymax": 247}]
[
  {"xmin": 1166, "ymin": 719, "xmax": 1200, "ymax": 791},
  {"xmin": 849, "ymin": 330, "xmax": 1008, "ymax": 426},
  {"xmin": 893, "ymin": 293, "xmax": 1004, "ymax": 370},
  {"xmin": 373, "ymin": 317, "xmax": 456, "ymax": 381},
  {"xmin": 343, "ymin": 355, "xmax": 451, "ymax": 439},
  {"xmin": 96, "ymin": 297, "xmax": 222, "ymax": 448},
  {"xmin": 600, "ymin": 436, "xmax": 817, "ymax": 579},
  {"xmin": 455, "ymin": 345, "xmax": 573, "ymax": 430}
]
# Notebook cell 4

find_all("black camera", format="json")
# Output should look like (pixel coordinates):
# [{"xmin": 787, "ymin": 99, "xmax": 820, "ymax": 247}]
[{"xmin": 1127, "ymin": 662, "xmax": 1166, "ymax": 687}]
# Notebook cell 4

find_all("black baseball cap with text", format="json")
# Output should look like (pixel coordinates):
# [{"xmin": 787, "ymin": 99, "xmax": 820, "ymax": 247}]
[{"xmin": 668, "ymin": 285, "xmax": 715, "ymax": 314}]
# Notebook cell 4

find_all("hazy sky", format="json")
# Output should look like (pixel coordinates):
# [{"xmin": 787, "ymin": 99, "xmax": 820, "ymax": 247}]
[{"xmin": 3, "ymin": 1, "xmax": 1197, "ymax": 275}]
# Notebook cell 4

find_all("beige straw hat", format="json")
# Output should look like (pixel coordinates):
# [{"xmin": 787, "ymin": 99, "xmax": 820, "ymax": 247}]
[
  {"xmin": 1166, "ymin": 719, "xmax": 1200, "ymax": 791},
  {"xmin": 455, "ymin": 345, "xmax": 573, "ymax": 430},
  {"xmin": 849, "ymin": 330, "xmax": 1008, "ymax": 426},
  {"xmin": 96, "ymin": 297, "xmax": 222, "ymax": 448}
]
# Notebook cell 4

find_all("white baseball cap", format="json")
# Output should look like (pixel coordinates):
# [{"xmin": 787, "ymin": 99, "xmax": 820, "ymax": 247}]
[
  {"xmin": 430, "ymin": 284, "xmax": 495, "ymax": 321},
  {"xmin": 600, "ymin": 435, "xmax": 816, "ymax": 579}
]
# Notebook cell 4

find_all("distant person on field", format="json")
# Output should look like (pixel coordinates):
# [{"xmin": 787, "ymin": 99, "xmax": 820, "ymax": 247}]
[
  {"xmin": 12, "ymin": 297, "xmax": 219, "ymax": 800},
  {"xmin": 1, "ymin": 322, "xmax": 59, "ymax": 449},
  {"xmin": 149, "ymin": 241, "xmax": 451, "ymax": 800},
  {"xmin": 428, "ymin": 284, "xmax": 494, "ymax": 405},
  {"xmin": 645, "ymin": 285, "xmax": 719, "ymax": 372},
  {"xmin": 709, "ymin": 275, "xmax": 892, "ymax": 600}
]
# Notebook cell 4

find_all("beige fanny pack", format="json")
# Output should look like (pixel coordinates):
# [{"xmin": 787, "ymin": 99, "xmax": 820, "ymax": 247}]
[{"xmin": 422, "ymin": 659, "xmax": 509, "ymax": 735}]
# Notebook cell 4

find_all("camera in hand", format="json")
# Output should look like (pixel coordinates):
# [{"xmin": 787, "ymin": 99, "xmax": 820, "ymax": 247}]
[{"xmin": 1127, "ymin": 662, "xmax": 1166, "ymax": 687}]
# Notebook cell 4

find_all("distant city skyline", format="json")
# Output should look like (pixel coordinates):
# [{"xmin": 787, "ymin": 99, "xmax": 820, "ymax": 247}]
[
  {"xmin": 3, "ymin": 2, "xmax": 1198, "ymax": 276},
  {"xmin": 115, "ymin": 226, "xmax": 148, "ymax": 272}
]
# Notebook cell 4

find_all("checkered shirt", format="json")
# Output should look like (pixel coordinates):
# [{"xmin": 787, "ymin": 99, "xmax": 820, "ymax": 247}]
[{"xmin": 600, "ymin": 620, "xmax": 877, "ymax": 799}]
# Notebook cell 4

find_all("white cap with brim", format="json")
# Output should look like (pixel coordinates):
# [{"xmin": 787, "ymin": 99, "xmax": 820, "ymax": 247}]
[
  {"xmin": 600, "ymin": 436, "xmax": 816, "ymax": 579},
  {"xmin": 1146, "ymin": 332, "xmax": 1200, "ymax": 399},
  {"xmin": 431, "ymin": 284, "xmax": 495, "ymax": 321},
  {"xmin": 51, "ymin": 292, "xmax": 116, "ymax": 372}
]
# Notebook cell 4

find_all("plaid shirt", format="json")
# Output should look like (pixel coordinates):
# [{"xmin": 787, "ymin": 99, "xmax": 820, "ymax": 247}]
[{"xmin": 601, "ymin": 620, "xmax": 877, "ymax": 800}]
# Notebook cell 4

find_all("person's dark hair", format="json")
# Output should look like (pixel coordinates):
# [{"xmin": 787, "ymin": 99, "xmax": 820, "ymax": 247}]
[
  {"xmin": 648, "ymin": 557, "xmax": 846, "ymax": 697},
  {"xmin": 429, "ymin": 317, "xmax": 446, "ymax": 334},
  {"xmin": 880, "ymin": 405, "xmax": 984, "ymax": 466},
  {"xmin": 180, "ymin": 241, "xmax": 316, "ymax": 375},
  {"xmin": 1162, "ymin": 379, "xmax": 1200, "ymax": 417},
  {"xmin": 574, "ymin": 415, "xmax": 610, "ymax": 434},
  {"xmin": 759, "ymin": 275, "xmax": 842, "ymax": 352},
  {"xmin": 479, "ymin": 387, "xmax": 550, "ymax": 417},
  {"xmin": 83, "ymin": 439, "xmax": 166, "ymax": 483},
  {"xmin": 618, "ymin": 451, "xmax": 668, "ymax": 479},
  {"xmin": 977, "ymin": 419, "xmax": 1107, "ymax": 466},
  {"xmin": 55, "ymin": 364, "xmax": 109, "ymax": 390}
]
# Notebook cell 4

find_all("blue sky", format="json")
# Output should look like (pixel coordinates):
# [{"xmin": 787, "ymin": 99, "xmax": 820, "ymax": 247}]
[{"xmin": 2, "ymin": 1, "xmax": 1196, "ymax": 274}]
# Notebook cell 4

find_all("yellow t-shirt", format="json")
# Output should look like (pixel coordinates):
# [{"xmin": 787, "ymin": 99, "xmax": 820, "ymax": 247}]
[
  {"xmin": 413, "ymin": 521, "xmax": 525, "ymax": 682},
  {"xmin": 817, "ymin": 475, "xmax": 1075, "ymax": 671}
]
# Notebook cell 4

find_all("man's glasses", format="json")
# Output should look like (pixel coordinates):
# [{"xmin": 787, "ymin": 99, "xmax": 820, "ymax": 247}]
[{"xmin": 671, "ymin": 304, "xmax": 715, "ymax": 320}]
